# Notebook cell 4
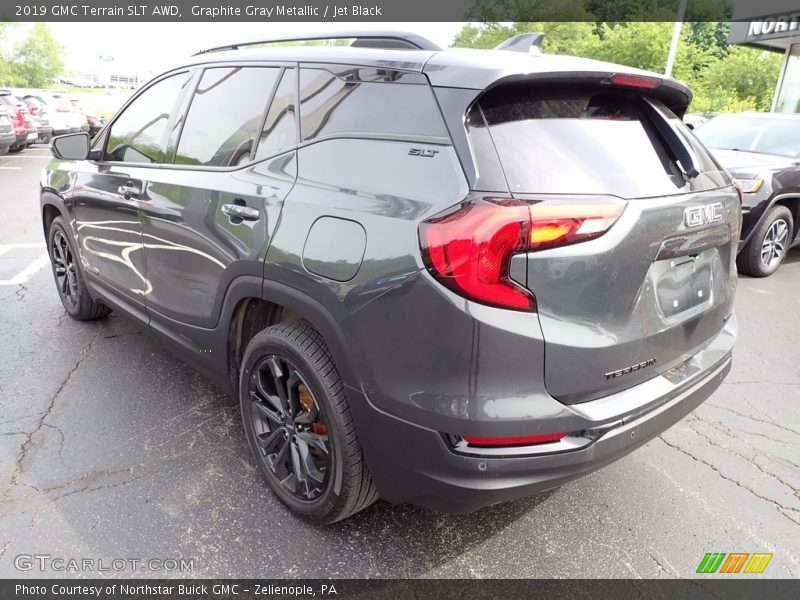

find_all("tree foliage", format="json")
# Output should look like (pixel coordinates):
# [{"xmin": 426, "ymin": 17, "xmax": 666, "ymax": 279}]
[
  {"xmin": 451, "ymin": 21, "xmax": 783, "ymax": 113},
  {"xmin": 0, "ymin": 23, "xmax": 64, "ymax": 87}
]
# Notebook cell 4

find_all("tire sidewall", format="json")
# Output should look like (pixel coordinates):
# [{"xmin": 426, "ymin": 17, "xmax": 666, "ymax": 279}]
[{"xmin": 239, "ymin": 330, "xmax": 347, "ymax": 522}]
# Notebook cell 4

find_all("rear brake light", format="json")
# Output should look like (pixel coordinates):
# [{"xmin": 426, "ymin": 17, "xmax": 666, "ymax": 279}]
[
  {"xmin": 419, "ymin": 196, "xmax": 626, "ymax": 311},
  {"xmin": 463, "ymin": 432, "xmax": 568, "ymax": 447},
  {"xmin": 607, "ymin": 74, "xmax": 661, "ymax": 89}
]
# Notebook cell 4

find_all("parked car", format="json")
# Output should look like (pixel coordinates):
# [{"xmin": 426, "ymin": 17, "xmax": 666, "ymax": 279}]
[
  {"xmin": 41, "ymin": 31, "xmax": 739, "ymax": 523},
  {"xmin": 18, "ymin": 96, "xmax": 54, "ymax": 144},
  {"xmin": 0, "ymin": 111, "xmax": 15, "ymax": 155},
  {"xmin": 66, "ymin": 97, "xmax": 91, "ymax": 132},
  {"xmin": 0, "ymin": 90, "xmax": 36, "ymax": 152},
  {"xmin": 695, "ymin": 112, "xmax": 800, "ymax": 276},
  {"xmin": 21, "ymin": 91, "xmax": 82, "ymax": 135},
  {"xmin": 683, "ymin": 112, "xmax": 716, "ymax": 130}
]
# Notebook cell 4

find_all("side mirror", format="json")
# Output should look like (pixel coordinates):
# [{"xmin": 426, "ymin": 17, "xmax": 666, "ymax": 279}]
[{"xmin": 51, "ymin": 132, "xmax": 90, "ymax": 160}]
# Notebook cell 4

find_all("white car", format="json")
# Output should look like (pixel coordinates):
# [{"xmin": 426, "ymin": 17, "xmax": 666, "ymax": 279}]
[{"xmin": 20, "ymin": 91, "xmax": 83, "ymax": 135}]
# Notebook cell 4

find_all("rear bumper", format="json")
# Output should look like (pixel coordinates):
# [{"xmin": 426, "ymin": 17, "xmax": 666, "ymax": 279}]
[{"xmin": 351, "ymin": 314, "xmax": 736, "ymax": 513}]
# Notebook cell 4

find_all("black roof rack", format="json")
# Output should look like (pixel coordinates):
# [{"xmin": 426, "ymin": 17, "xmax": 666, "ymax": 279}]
[{"xmin": 194, "ymin": 30, "xmax": 442, "ymax": 55}]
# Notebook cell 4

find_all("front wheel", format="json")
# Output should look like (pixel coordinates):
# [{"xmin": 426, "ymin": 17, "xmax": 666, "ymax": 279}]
[
  {"xmin": 737, "ymin": 205, "xmax": 794, "ymax": 277},
  {"xmin": 47, "ymin": 216, "xmax": 111, "ymax": 320},
  {"xmin": 239, "ymin": 320, "xmax": 378, "ymax": 523}
]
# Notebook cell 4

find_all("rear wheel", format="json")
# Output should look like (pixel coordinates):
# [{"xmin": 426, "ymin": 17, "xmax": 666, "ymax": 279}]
[
  {"xmin": 239, "ymin": 320, "xmax": 378, "ymax": 523},
  {"xmin": 47, "ymin": 217, "xmax": 111, "ymax": 320},
  {"xmin": 738, "ymin": 205, "xmax": 793, "ymax": 277},
  {"xmin": 8, "ymin": 144, "xmax": 24, "ymax": 153}
]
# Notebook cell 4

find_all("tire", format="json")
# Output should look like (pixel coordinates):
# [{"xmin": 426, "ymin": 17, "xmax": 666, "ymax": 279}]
[
  {"xmin": 47, "ymin": 216, "xmax": 111, "ymax": 320},
  {"xmin": 0, "ymin": 145, "xmax": 8, "ymax": 156},
  {"xmin": 737, "ymin": 205, "xmax": 794, "ymax": 277},
  {"xmin": 239, "ymin": 320, "xmax": 378, "ymax": 524},
  {"xmin": 39, "ymin": 133, "xmax": 53, "ymax": 144},
  {"xmin": 8, "ymin": 144, "xmax": 24, "ymax": 153}
]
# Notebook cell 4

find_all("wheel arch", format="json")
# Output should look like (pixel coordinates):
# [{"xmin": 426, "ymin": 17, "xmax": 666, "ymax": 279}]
[
  {"xmin": 224, "ymin": 278, "xmax": 362, "ymax": 399},
  {"xmin": 771, "ymin": 194, "xmax": 800, "ymax": 244}
]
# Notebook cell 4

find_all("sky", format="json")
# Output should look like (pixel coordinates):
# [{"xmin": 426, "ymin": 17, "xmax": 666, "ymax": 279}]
[{"xmin": 43, "ymin": 22, "xmax": 468, "ymax": 77}]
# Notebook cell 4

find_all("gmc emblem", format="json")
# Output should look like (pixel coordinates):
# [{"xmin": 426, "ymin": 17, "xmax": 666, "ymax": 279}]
[{"xmin": 684, "ymin": 203, "xmax": 724, "ymax": 228}]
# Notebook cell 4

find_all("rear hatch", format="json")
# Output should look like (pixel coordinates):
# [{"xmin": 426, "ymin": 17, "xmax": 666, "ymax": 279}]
[{"xmin": 470, "ymin": 81, "xmax": 739, "ymax": 403}]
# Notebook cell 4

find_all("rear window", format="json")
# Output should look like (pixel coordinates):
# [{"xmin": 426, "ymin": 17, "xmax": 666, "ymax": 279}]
[{"xmin": 471, "ymin": 84, "xmax": 720, "ymax": 198}]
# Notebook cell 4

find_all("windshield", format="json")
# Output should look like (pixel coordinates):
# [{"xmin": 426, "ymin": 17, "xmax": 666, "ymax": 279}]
[{"xmin": 695, "ymin": 115, "xmax": 800, "ymax": 158}]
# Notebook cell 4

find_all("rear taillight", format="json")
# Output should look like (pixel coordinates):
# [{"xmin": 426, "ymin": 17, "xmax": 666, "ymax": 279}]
[
  {"xmin": 419, "ymin": 196, "xmax": 626, "ymax": 311},
  {"xmin": 463, "ymin": 432, "xmax": 568, "ymax": 447}
]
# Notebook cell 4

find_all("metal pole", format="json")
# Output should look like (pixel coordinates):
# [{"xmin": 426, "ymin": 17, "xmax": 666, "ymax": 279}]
[{"xmin": 665, "ymin": 0, "xmax": 688, "ymax": 77}]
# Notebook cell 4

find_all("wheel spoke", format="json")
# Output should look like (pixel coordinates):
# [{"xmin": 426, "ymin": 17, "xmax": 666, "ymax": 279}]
[
  {"xmin": 285, "ymin": 370, "xmax": 302, "ymax": 418},
  {"xmin": 296, "ymin": 431, "xmax": 329, "ymax": 455},
  {"xmin": 295, "ymin": 435, "xmax": 325, "ymax": 483},
  {"xmin": 256, "ymin": 428, "xmax": 285, "ymax": 453},
  {"xmin": 250, "ymin": 394, "xmax": 282, "ymax": 425},
  {"xmin": 266, "ymin": 357, "xmax": 290, "ymax": 412}
]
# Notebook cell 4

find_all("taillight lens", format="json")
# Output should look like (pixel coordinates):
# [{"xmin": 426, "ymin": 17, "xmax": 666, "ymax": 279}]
[
  {"xmin": 606, "ymin": 73, "xmax": 661, "ymax": 89},
  {"xmin": 463, "ymin": 432, "xmax": 568, "ymax": 447},
  {"xmin": 420, "ymin": 196, "xmax": 626, "ymax": 311}
]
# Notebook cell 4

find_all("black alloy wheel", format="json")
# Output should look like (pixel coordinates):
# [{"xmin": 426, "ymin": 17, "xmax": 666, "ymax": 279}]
[{"xmin": 248, "ymin": 354, "xmax": 331, "ymax": 501}]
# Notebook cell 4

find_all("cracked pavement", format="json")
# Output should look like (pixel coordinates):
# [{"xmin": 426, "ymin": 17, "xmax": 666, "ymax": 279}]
[{"xmin": 0, "ymin": 148, "xmax": 798, "ymax": 578}]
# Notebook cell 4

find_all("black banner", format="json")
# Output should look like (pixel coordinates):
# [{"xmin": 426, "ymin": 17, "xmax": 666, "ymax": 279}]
[
  {"xmin": 1, "ymin": 579, "xmax": 799, "ymax": 600},
  {"xmin": 3, "ymin": 0, "xmax": 800, "ymax": 22}
]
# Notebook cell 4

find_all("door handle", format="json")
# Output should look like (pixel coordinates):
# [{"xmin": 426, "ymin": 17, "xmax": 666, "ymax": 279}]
[
  {"xmin": 221, "ymin": 203, "xmax": 260, "ymax": 221},
  {"xmin": 118, "ymin": 181, "xmax": 141, "ymax": 199}
]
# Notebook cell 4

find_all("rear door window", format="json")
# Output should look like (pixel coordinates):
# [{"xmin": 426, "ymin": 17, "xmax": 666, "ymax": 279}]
[
  {"xmin": 175, "ymin": 67, "xmax": 280, "ymax": 167},
  {"xmin": 254, "ymin": 68, "xmax": 297, "ymax": 160},
  {"xmin": 471, "ymin": 83, "xmax": 723, "ymax": 198}
]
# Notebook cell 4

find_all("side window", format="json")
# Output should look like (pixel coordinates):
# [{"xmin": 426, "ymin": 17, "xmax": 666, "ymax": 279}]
[
  {"xmin": 299, "ymin": 68, "xmax": 448, "ymax": 142},
  {"xmin": 254, "ymin": 68, "xmax": 297, "ymax": 160},
  {"xmin": 105, "ymin": 72, "xmax": 191, "ymax": 164},
  {"xmin": 175, "ymin": 67, "xmax": 279, "ymax": 167}
]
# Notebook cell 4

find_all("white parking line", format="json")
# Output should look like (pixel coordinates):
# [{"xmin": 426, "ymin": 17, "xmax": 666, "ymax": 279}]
[
  {"xmin": 0, "ymin": 252, "xmax": 50, "ymax": 286},
  {"xmin": 0, "ymin": 167, "xmax": 22, "ymax": 170}
]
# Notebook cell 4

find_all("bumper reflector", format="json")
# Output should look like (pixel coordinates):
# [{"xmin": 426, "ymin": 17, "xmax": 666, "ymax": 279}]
[{"xmin": 463, "ymin": 432, "xmax": 568, "ymax": 447}]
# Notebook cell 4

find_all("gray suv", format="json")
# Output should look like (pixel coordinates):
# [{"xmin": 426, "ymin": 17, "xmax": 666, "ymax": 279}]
[{"xmin": 41, "ymin": 31, "xmax": 739, "ymax": 523}]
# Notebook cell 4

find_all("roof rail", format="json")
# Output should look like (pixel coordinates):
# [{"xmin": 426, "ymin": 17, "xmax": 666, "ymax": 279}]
[
  {"xmin": 495, "ymin": 33, "xmax": 545, "ymax": 55},
  {"xmin": 194, "ymin": 30, "xmax": 442, "ymax": 55}
]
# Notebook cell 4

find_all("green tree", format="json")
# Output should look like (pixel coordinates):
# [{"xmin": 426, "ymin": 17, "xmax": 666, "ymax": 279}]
[
  {"xmin": 451, "ymin": 21, "xmax": 783, "ymax": 113},
  {"xmin": 12, "ymin": 23, "xmax": 63, "ymax": 87}
]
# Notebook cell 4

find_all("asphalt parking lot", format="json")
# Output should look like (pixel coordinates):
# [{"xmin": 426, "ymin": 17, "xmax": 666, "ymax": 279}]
[{"xmin": 0, "ymin": 146, "xmax": 798, "ymax": 579}]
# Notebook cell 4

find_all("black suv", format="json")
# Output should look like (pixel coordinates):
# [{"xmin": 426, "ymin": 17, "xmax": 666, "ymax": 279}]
[
  {"xmin": 694, "ymin": 112, "xmax": 800, "ymax": 277},
  {"xmin": 42, "ymin": 32, "xmax": 739, "ymax": 523}
]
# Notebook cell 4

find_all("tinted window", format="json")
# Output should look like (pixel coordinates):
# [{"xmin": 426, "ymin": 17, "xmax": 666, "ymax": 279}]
[
  {"xmin": 472, "ymin": 84, "xmax": 721, "ymax": 198},
  {"xmin": 254, "ymin": 68, "xmax": 296, "ymax": 160},
  {"xmin": 176, "ymin": 67, "xmax": 279, "ymax": 167},
  {"xmin": 299, "ymin": 68, "xmax": 447, "ymax": 141},
  {"xmin": 695, "ymin": 115, "xmax": 800, "ymax": 158},
  {"xmin": 105, "ymin": 72, "xmax": 191, "ymax": 164}
]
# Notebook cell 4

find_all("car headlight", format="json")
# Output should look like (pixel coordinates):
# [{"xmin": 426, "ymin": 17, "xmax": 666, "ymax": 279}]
[{"xmin": 736, "ymin": 178, "xmax": 763, "ymax": 193}]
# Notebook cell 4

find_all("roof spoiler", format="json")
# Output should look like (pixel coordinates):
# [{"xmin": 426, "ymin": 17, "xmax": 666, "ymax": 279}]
[
  {"xmin": 195, "ymin": 30, "xmax": 442, "ymax": 55},
  {"xmin": 495, "ymin": 33, "xmax": 545, "ymax": 55}
]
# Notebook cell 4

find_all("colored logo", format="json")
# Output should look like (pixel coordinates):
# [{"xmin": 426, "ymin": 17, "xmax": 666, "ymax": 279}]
[{"xmin": 696, "ymin": 552, "xmax": 773, "ymax": 574}]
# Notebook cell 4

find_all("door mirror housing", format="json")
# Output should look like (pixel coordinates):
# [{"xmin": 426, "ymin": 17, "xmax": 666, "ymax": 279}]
[{"xmin": 51, "ymin": 132, "xmax": 90, "ymax": 160}]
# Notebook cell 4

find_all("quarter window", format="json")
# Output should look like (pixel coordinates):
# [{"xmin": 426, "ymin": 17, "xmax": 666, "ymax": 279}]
[
  {"xmin": 299, "ymin": 68, "xmax": 447, "ymax": 141},
  {"xmin": 175, "ymin": 67, "xmax": 279, "ymax": 167},
  {"xmin": 105, "ymin": 72, "xmax": 191, "ymax": 164}
]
